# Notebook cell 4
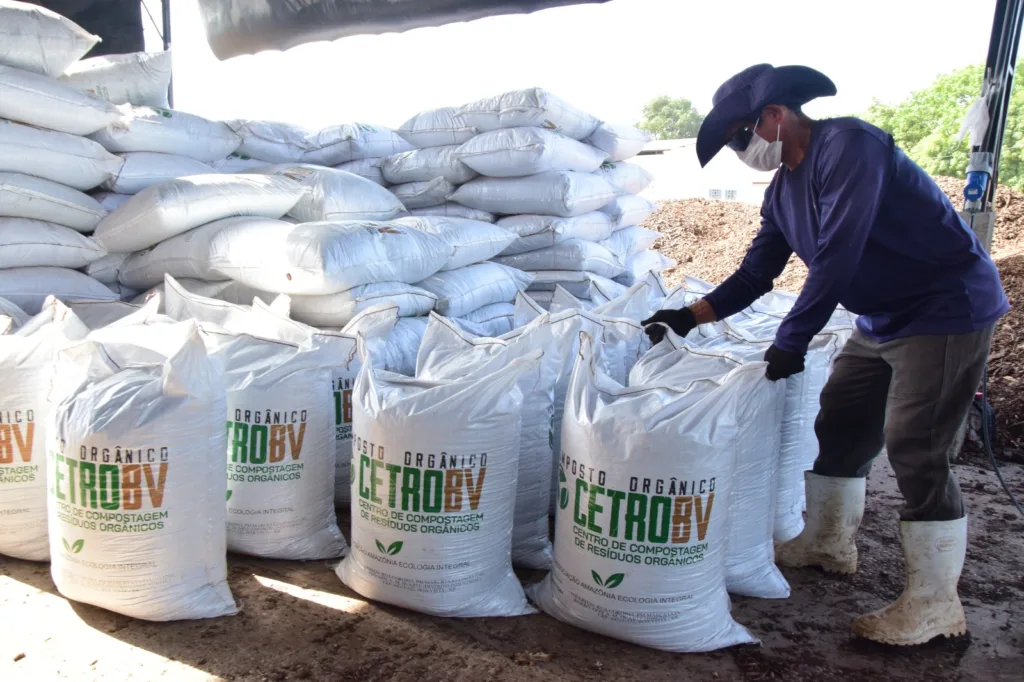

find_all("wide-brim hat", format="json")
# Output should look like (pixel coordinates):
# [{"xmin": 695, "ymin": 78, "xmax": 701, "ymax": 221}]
[{"xmin": 696, "ymin": 64, "xmax": 836, "ymax": 167}]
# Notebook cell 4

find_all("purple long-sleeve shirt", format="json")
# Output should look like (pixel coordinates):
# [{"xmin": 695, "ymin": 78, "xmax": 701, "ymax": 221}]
[{"xmin": 703, "ymin": 117, "xmax": 1009, "ymax": 354}]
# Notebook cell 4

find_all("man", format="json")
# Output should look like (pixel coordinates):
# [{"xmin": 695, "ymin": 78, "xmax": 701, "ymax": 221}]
[{"xmin": 642, "ymin": 64, "xmax": 1008, "ymax": 646}]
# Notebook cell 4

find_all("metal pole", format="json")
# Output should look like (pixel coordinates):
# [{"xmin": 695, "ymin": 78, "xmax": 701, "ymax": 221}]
[{"xmin": 161, "ymin": 0, "xmax": 173, "ymax": 108}]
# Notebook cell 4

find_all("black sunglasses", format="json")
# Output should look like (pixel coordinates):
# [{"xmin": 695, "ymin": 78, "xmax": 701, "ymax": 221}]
[{"xmin": 726, "ymin": 123, "xmax": 757, "ymax": 152}]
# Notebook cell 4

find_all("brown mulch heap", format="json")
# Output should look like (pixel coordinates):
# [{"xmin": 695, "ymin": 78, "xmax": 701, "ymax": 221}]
[{"xmin": 643, "ymin": 176, "xmax": 1024, "ymax": 458}]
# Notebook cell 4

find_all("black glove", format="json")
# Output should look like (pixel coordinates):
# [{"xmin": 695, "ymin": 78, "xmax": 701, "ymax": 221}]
[
  {"xmin": 764, "ymin": 344, "xmax": 805, "ymax": 381},
  {"xmin": 640, "ymin": 308, "xmax": 697, "ymax": 345}
]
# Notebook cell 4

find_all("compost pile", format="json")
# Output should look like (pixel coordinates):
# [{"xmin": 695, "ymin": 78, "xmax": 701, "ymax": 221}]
[{"xmin": 644, "ymin": 176, "xmax": 1024, "ymax": 458}]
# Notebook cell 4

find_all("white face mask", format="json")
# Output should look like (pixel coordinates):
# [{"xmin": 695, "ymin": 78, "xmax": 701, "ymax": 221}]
[{"xmin": 736, "ymin": 120, "xmax": 783, "ymax": 172}]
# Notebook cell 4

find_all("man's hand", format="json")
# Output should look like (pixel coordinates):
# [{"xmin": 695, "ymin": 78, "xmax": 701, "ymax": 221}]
[
  {"xmin": 641, "ymin": 308, "xmax": 697, "ymax": 345},
  {"xmin": 764, "ymin": 344, "xmax": 805, "ymax": 381}
]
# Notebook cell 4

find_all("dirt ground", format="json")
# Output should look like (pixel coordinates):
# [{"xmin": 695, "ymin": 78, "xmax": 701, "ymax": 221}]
[{"xmin": 2, "ymin": 455, "xmax": 1022, "ymax": 682}]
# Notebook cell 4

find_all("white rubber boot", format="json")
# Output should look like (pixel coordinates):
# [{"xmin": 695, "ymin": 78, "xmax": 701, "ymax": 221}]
[
  {"xmin": 851, "ymin": 516, "xmax": 968, "ymax": 646},
  {"xmin": 775, "ymin": 472, "xmax": 865, "ymax": 574}
]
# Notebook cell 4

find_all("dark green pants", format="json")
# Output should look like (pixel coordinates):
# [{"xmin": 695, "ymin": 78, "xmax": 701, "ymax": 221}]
[{"xmin": 812, "ymin": 327, "xmax": 994, "ymax": 521}]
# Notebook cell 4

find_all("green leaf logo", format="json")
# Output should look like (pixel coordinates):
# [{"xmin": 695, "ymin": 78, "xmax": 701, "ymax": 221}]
[
  {"xmin": 559, "ymin": 488, "xmax": 569, "ymax": 509},
  {"xmin": 375, "ymin": 539, "xmax": 387, "ymax": 554},
  {"xmin": 592, "ymin": 571, "xmax": 624, "ymax": 589},
  {"xmin": 64, "ymin": 538, "xmax": 84, "ymax": 554},
  {"xmin": 386, "ymin": 541, "xmax": 403, "ymax": 556},
  {"xmin": 62, "ymin": 538, "xmax": 70, "ymax": 552},
  {"xmin": 226, "ymin": 490, "xmax": 232, "ymax": 501}
]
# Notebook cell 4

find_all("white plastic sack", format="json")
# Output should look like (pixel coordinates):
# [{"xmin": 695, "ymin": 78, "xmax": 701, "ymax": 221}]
[
  {"xmin": 397, "ymin": 107, "xmax": 477, "ymax": 148},
  {"xmin": 417, "ymin": 314, "xmax": 559, "ymax": 569},
  {"xmin": 497, "ymin": 212, "xmax": 614, "ymax": 256},
  {"xmin": 408, "ymin": 203, "xmax": 495, "ymax": 222},
  {"xmin": 630, "ymin": 335, "xmax": 790, "ymax": 599},
  {"xmin": 393, "ymin": 216, "xmax": 516, "ymax": 271},
  {"xmin": 0, "ymin": 219, "xmax": 106, "ymax": 269},
  {"xmin": 334, "ymin": 158, "xmax": 386, "ymax": 186},
  {"xmin": 449, "ymin": 172, "xmax": 616, "ymax": 218},
  {"xmin": 208, "ymin": 220, "xmax": 453, "ymax": 295},
  {"xmin": 60, "ymin": 51, "xmax": 172, "ymax": 108},
  {"xmin": 211, "ymin": 152, "xmax": 269, "ymax": 173},
  {"xmin": 0, "ymin": 267, "xmax": 118, "ymax": 313},
  {"xmin": 459, "ymin": 302, "xmax": 515, "ymax": 337},
  {"xmin": 301, "ymin": 123, "xmax": 413, "ymax": 166},
  {"xmin": 0, "ymin": 65, "xmax": 120, "ymax": 136},
  {"xmin": 601, "ymin": 194, "xmax": 657, "ymax": 229},
  {"xmin": 336, "ymin": 345, "xmax": 538, "ymax": 616},
  {"xmin": 615, "ymin": 250, "xmax": 676, "ymax": 286},
  {"xmin": 594, "ymin": 160, "xmax": 654, "ymax": 196},
  {"xmin": 585, "ymin": 123, "xmax": 652, "ymax": 162},
  {"xmin": 416, "ymin": 263, "xmax": 533, "ymax": 318},
  {"xmin": 103, "ymin": 152, "xmax": 214, "ymax": 195},
  {"xmin": 600, "ymin": 226, "xmax": 662, "ymax": 260},
  {"xmin": 226, "ymin": 119, "xmax": 315, "ymax": 163},
  {"xmin": 493, "ymin": 240, "xmax": 624, "ymax": 279},
  {"xmin": 528, "ymin": 336, "xmax": 760, "ymax": 651},
  {"xmin": 92, "ymin": 174, "xmax": 304, "ymax": 253},
  {"xmin": 89, "ymin": 105, "xmax": 242, "ymax": 164},
  {"xmin": 48, "ymin": 322, "xmax": 237, "ymax": 621},
  {"xmin": 457, "ymin": 88, "xmax": 599, "ymax": 141},
  {"xmin": 390, "ymin": 177, "xmax": 455, "ymax": 209},
  {"xmin": 0, "ymin": 1, "xmax": 99, "ymax": 77},
  {"xmin": 118, "ymin": 216, "xmax": 284, "ymax": 290},
  {"xmin": 0, "ymin": 173, "xmax": 107, "ymax": 233},
  {"xmin": 454, "ymin": 128, "xmax": 607, "ymax": 177},
  {"xmin": 0, "ymin": 120, "xmax": 123, "ymax": 191},
  {"xmin": 377, "ymin": 317, "xmax": 428, "ymax": 376},
  {"xmin": 249, "ymin": 163, "xmax": 405, "ymax": 222},
  {"xmin": 0, "ymin": 296, "xmax": 29, "ymax": 329},
  {"xmin": 0, "ymin": 301, "xmax": 86, "ymax": 560},
  {"xmin": 91, "ymin": 191, "xmax": 132, "ymax": 213},
  {"xmin": 381, "ymin": 146, "xmax": 478, "ymax": 185}
]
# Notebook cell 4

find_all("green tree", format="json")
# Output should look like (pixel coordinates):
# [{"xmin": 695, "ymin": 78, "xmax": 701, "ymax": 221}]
[
  {"xmin": 863, "ymin": 62, "xmax": 1024, "ymax": 190},
  {"xmin": 638, "ymin": 96, "xmax": 705, "ymax": 140}
]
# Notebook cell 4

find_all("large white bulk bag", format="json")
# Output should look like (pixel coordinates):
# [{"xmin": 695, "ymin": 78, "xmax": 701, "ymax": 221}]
[
  {"xmin": 493, "ymin": 240, "xmax": 625, "ymax": 279},
  {"xmin": 601, "ymin": 194, "xmax": 657, "ymax": 229},
  {"xmin": 226, "ymin": 119, "xmax": 315, "ymax": 163},
  {"xmin": 630, "ymin": 334, "xmax": 789, "ymax": 599},
  {"xmin": 118, "ymin": 217, "xmax": 284, "ymax": 290},
  {"xmin": 416, "ymin": 263, "xmax": 533, "ymax": 318},
  {"xmin": 336, "ymin": 346, "xmax": 539, "ymax": 616},
  {"xmin": 527, "ymin": 271, "xmax": 626, "ymax": 299},
  {"xmin": 0, "ymin": 219, "xmax": 106, "ymax": 269},
  {"xmin": 0, "ymin": 301, "xmax": 87, "ymax": 560},
  {"xmin": 90, "ymin": 191, "xmax": 132, "ymax": 213},
  {"xmin": 91, "ymin": 174, "xmax": 304, "ymax": 253},
  {"xmin": 0, "ymin": 173, "xmax": 107, "ymax": 232},
  {"xmin": 449, "ymin": 172, "xmax": 616, "ymax": 218},
  {"xmin": 208, "ymin": 220, "xmax": 453, "ymax": 295},
  {"xmin": 455, "ymin": 128, "xmax": 607, "ymax": 178},
  {"xmin": 392, "ymin": 216, "xmax": 516, "ymax": 271},
  {"xmin": 600, "ymin": 225, "xmax": 662, "ymax": 260},
  {"xmin": 615, "ymin": 250, "xmax": 676, "ymax": 286},
  {"xmin": 0, "ymin": 65, "xmax": 120, "ymax": 136},
  {"xmin": 529, "ymin": 336, "xmax": 761, "ymax": 651},
  {"xmin": 198, "ymin": 328, "xmax": 346, "ymax": 560},
  {"xmin": 103, "ymin": 152, "xmax": 214, "ymax": 195},
  {"xmin": 66, "ymin": 299, "xmax": 158, "ymax": 330},
  {"xmin": 60, "ymin": 51, "xmax": 173, "ymax": 108},
  {"xmin": 47, "ymin": 321, "xmax": 237, "ymax": 620},
  {"xmin": 457, "ymin": 88, "xmax": 599, "ymax": 141},
  {"xmin": 0, "ymin": 1, "xmax": 99, "ymax": 77},
  {"xmin": 594, "ymin": 160, "xmax": 654, "ymax": 196},
  {"xmin": 390, "ymin": 177, "xmax": 455, "ymax": 209},
  {"xmin": 0, "ymin": 120, "xmax": 123, "ymax": 191},
  {"xmin": 381, "ymin": 146, "xmax": 477, "ymax": 185},
  {"xmin": 397, "ymin": 107, "xmax": 477, "ymax": 148},
  {"xmin": 248, "ymin": 164, "xmax": 405, "ymax": 222},
  {"xmin": 89, "ymin": 105, "xmax": 242, "ymax": 164},
  {"xmin": 692, "ymin": 328, "xmax": 846, "ymax": 542},
  {"xmin": 585, "ymin": 122, "xmax": 652, "ymax": 162},
  {"xmin": 334, "ymin": 158, "xmax": 386, "ymax": 186},
  {"xmin": 417, "ymin": 314, "xmax": 558, "ymax": 569},
  {"xmin": 301, "ymin": 123, "xmax": 413, "ymax": 166},
  {"xmin": 0, "ymin": 267, "xmax": 117, "ymax": 313},
  {"xmin": 498, "ymin": 212, "xmax": 615, "ymax": 256},
  {"xmin": 211, "ymin": 153, "xmax": 270, "ymax": 173},
  {"xmin": 459, "ymin": 302, "xmax": 515, "ymax": 337},
  {"xmin": 409, "ymin": 203, "xmax": 495, "ymax": 223}
]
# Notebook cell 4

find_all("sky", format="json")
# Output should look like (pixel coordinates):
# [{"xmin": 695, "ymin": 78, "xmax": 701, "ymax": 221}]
[{"xmin": 141, "ymin": 0, "xmax": 1000, "ymax": 131}]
